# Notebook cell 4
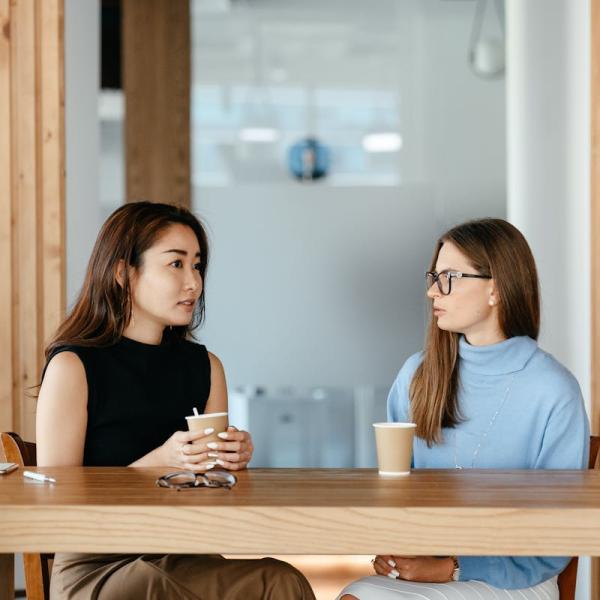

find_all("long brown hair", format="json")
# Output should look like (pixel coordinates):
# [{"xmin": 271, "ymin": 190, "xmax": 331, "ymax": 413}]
[
  {"xmin": 409, "ymin": 218, "xmax": 540, "ymax": 446},
  {"xmin": 45, "ymin": 202, "xmax": 209, "ymax": 362}
]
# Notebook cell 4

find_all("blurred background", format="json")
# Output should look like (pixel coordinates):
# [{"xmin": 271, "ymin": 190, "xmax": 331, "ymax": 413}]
[{"xmin": 97, "ymin": 0, "xmax": 506, "ymax": 470}]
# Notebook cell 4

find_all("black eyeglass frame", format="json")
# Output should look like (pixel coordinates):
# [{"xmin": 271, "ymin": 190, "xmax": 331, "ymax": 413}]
[
  {"xmin": 425, "ymin": 270, "xmax": 492, "ymax": 296},
  {"xmin": 156, "ymin": 470, "xmax": 237, "ymax": 491}
]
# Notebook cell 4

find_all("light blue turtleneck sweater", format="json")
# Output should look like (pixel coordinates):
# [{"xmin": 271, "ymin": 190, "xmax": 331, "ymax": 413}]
[{"xmin": 387, "ymin": 335, "xmax": 590, "ymax": 590}]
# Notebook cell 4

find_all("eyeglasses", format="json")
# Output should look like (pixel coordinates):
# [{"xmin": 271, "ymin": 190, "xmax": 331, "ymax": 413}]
[
  {"xmin": 425, "ymin": 271, "xmax": 491, "ymax": 296},
  {"xmin": 156, "ymin": 470, "xmax": 237, "ymax": 491}
]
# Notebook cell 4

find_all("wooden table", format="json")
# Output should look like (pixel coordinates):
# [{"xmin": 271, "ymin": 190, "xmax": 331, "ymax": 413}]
[{"xmin": 2, "ymin": 467, "xmax": 600, "ymax": 597}]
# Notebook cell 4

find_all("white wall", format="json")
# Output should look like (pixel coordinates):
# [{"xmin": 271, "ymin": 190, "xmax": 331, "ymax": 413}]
[
  {"xmin": 195, "ymin": 185, "xmax": 438, "ymax": 387},
  {"xmin": 506, "ymin": 1, "xmax": 591, "ymax": 598},
  {"xmin": 192, "ymin": 1, "xmax": 507, "ymax": 388},
  {"xmin": 65, "ymin": 0, "xmax": 102, "ymax": 306}
]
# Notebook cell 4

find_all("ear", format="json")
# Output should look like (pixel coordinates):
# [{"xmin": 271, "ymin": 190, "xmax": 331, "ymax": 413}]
[
  {"xmin": 488, "ymin": 280, "xmax": 499, "ymax": 307},
  {"xmin": 115, "ymin": 259, "xmax": 126, "ymax": 289}
]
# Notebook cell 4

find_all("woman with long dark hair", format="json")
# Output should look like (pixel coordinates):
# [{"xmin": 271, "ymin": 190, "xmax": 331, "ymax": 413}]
[
  {"xmin": 37, "ymin": 202, "xmax": 315, "ymax": 600},
  {"xmin": 339, "ymin": 218, "xmax": 589, "ymax": 600}
]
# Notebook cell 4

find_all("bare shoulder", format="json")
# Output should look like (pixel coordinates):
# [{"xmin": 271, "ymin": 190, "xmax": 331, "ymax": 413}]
[
  {"xmin": 207, "ymin": 351, "xmax": 224, "ymax": 374},
  {"xmin": 37, "ymin": 351, "xmax": 88, "ymax": 466},
  {"xmin": 40, "ymin": 351, "xmax": 87, "ymax": 402},
  {"xmin": 43, "ymin": 351, "xmax": 86, "ymax": 381}
]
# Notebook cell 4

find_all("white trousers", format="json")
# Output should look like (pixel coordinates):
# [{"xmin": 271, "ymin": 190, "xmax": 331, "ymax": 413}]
[{"xmin": 338, "ymin": 575, "xmax": 559, "ymax": 600}]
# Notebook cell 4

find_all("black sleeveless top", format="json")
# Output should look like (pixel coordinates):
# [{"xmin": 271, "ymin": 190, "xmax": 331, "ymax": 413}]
[{"xmin": 47, "ymin": 337, "xmax": 211, "ymax": 466}]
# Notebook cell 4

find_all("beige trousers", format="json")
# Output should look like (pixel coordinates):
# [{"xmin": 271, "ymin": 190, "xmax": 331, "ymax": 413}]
[{"xmin": 50, "ymin": 553, "xmax": 316, "ymax": 600}]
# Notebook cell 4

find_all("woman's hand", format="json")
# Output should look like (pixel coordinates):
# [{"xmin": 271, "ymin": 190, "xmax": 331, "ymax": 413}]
[
  {"xmin": 373, "ymin": 555, "xmax": 454, "ymax": 583},
  {"xmin": 204, "ymin": 426, "xmax": 254, "ymax": 471},
  {"xmin": 160, "ymin": 428, "xmax": 221, "ymax": 472}
]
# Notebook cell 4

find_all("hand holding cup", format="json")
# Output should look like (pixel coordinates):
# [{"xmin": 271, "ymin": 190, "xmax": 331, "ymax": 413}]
[
  {"xmin": 186, "ymin": 411, "xmax": 254, "ymax": 471},
  {"xmin": 161, "ymin": 428, "xmax": 222, "ymax": 472},
  {"xmin": 204, "ymin": 426, "xmax": 254, "ymax": 471}
]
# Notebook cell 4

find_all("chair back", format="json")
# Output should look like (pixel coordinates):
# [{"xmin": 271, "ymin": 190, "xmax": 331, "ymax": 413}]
[
  {"xmin": 556, "ymin": 435, "xmax": 600, "ymax": 600},
  {"xmin": 0, "ymin": 432, "xmax": 52, "ymax": 600}
]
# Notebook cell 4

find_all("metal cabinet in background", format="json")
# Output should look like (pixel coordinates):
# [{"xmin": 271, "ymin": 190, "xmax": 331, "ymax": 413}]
[{"xmin": 229, "ymin": 387, "xmax": 388, "ymax": 468}]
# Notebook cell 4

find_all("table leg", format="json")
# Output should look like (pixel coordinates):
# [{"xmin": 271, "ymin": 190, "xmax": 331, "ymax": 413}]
[{"xmin": 0, "ymin": 554, "xmax": 14, "ymax": 600}]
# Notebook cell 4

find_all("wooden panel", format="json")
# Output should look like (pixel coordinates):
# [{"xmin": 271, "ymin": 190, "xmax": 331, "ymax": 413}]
[
  {"xmin": 0, "ymin": 0, "xmax": 65, "ymax": 440},
  {"xmin": 13, "ymin": 0, "xmax": 39, "ymax": 442},
  {"xmin": 38, "ymin": 0, "xmax": 65, "ymax": 351},
  {"xmin": 0, "ymin": 1, "xmax": 14, "ymax": 434},
  {"xmin": 2, "ymin": 468, "xmax": 600, "ymax": 555},
  {"xmin": 122, "ymin": 0, "xmax": 190, "ymax": 207}
]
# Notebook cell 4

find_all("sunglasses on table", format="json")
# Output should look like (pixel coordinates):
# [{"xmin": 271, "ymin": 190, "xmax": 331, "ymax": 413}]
[{"xmin": 156, "ymin": 470, "xmax": 237, "ymax": 491}]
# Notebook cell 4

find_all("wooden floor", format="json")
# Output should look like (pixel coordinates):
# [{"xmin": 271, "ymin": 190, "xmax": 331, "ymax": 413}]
[{"xmin": 228, "ymin": 555, "xmax": 374, "ymax": 600}]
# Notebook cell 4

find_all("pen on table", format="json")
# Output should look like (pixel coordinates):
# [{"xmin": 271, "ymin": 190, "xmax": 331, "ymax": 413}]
[{"xmin": 23, "ymin": 471, "xmax": 56, "ymax": 484}]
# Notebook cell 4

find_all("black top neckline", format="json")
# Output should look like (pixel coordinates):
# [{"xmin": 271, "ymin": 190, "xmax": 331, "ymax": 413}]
[{"xmin": 118, "ymin": 335, "xmax": 173, "ymax": 351}]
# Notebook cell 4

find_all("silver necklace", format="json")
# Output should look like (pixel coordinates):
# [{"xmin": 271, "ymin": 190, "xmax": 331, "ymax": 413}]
[{"xmin": 454, "ymin": 374, "xmax": 515, "ymax": 469}]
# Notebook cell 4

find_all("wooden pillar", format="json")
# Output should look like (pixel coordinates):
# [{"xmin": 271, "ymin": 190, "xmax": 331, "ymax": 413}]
[
  {"xmin": 0, "ymin": 0, "xmax": 65, "ymax": 440},
  {"xmin": 122, "ymin": 0, "xmax": 191, "ymax": 207}
]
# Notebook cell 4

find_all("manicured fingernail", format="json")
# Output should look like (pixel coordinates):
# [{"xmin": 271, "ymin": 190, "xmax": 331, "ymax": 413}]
[
  {"xmin": 388, "ymin": 569, "xmax": 399, "ymax": 579},
  {"xmin": 216, "ymin": 459, "xmax": 226, "ymax": 466},
  {"xmin": 387, "ymin": 559, "xmax": 396, "ymax": 568},
  {"xmin": 204, "ymin": 427, "xmax": 214, "ymax": 435},
  {"xmin": 203, "ymin": 463, "xmax": 216, "ymax": 469},
  {"xmin": 207, "ymin": 442, "xmax": 218, "ymax": 449},
  {"xmin": 207, "ymin": 452, "xmax": 219, "ymax": 458},
  {"xmin": 217, "ymin": 432, "xmax": 228, "ymax": 439}
]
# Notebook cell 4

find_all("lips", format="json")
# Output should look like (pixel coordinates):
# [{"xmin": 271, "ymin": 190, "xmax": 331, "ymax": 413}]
[{"xmin": 177, "ymin": 299, "xmax": 197, "ymax": 310}]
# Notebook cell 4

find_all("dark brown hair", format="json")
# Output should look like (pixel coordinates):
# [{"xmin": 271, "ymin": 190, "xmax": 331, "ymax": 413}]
[
  {"xmin": 409, "ymin": 218, "xmax": 540, "ymax": 446},
  {"xmin": 45, "ymin": 202, "xmax": 209, "ymax": 361}
]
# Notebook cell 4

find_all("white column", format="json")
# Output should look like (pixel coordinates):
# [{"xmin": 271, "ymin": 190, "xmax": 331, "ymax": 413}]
[{"xmin": 506, "ymin": 2, "xmax": 590, "ymax": 598}]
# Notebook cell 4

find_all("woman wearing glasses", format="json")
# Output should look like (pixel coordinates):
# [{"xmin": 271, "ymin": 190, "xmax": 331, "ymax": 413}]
[
  {"xmin": 36, "ymin": 202, "xmax": 316, "ymax": 600},
  {"xmin": 339, "ymin": 218, "xmax": 589, "ymax": 600}
]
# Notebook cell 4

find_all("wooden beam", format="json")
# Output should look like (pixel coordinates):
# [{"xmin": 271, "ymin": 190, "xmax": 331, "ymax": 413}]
[
  {"xmin": 0, "ymin": 0, "xmax": 14, "ymax": 435},
  {"xmin": 13, "ymin": 0, "xmax": 40, "ymax": 443},
  {"xmin": 122, "ymin": 0, "xmax": 191, "ymax": 207},
  {"xmin": 0, "ymin": 0, "xmax": 65, "ymax": 439}
]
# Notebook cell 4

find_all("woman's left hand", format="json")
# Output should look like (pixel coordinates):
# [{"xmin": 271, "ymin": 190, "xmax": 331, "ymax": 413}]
[
  {"xmin": 206, "ymin": 426, "xmax": 254, "ymax": 471},
  {"xmin": 373, "ymin": 555, "xmax": 454, "ymax": 583}
]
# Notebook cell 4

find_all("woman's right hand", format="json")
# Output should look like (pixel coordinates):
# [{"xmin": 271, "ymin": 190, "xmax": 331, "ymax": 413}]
[{"xmin": 161, "ymin": 428, "xmax": 219, "ymax": 472}]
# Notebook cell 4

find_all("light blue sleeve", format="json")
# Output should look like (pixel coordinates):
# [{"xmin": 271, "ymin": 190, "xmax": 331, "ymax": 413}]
[
  {"xmin": 386, "ymin": 352, "xmax": 423, "ymax": 469},
  {"xmin": 458, "ymin": 556, "xmax": 571, "ymax": 589},
  {"xmin": 386, "ymin": 351, "xmax": 423, "ymax": 423},
  {"xmin": 459, "ymin": 374, "xmax": 589, "ymax": 589}
]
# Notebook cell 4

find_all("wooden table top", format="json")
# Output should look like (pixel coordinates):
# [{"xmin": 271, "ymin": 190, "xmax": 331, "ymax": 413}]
[{"xmin": 2, "ymin": 467, "xmax": 600, "ymax": 555}]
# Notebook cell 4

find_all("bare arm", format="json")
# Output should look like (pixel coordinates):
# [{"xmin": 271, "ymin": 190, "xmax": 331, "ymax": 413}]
[
  {"xmin": 36, "ymin": 352, "xmax": 88, "ymax": 467},
  {"xmin": 204, "ymin": 351, "xmax": 228, "ymax": 413},
  {"xmin": 202, "ymin": 351, "xmax": 254, "ymax": 470}
]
